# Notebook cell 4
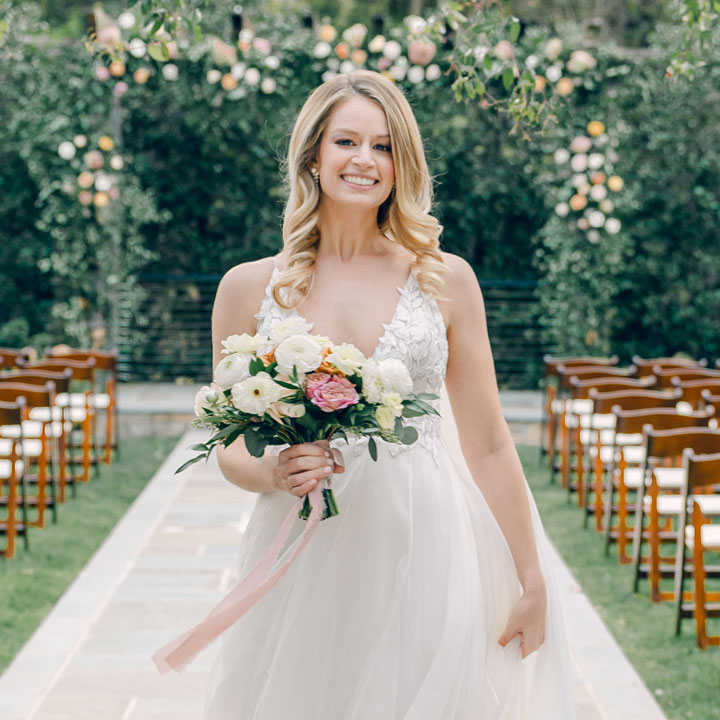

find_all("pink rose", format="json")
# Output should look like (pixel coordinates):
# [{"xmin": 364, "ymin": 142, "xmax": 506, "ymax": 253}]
[
  {"xmin": 305, "ymin": 372, "xmax": 332, "ymax": 397},
  {"xmin": 307, "ymin": 375, "xmax": 359, "ymax": 412},
  {"xmin": 408, "ymin": 40, "xmax": 436, "ymax": 66},
  {"xmin": 376, "ymin": 57, "xmax": 392, "ymax": 71}
]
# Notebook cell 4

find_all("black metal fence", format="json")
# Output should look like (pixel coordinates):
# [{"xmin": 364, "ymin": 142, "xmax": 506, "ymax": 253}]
[{"xmin": 117, "ymin": 274, "xmax": 546, "ymax": 388}]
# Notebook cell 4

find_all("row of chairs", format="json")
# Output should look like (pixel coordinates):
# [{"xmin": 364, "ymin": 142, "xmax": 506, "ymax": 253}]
[
  {"xmin": 0, "ymin": 346, "xmax": 119, "ymax": 559},
  {"xmin": 541, "ymin": 354, "xmax": 720, "ymax": 649}
]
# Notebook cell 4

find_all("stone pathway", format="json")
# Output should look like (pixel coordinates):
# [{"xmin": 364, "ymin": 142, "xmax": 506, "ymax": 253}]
[{"xmin": 0, "ymin": 423, "xmax": 667, "ymax": 719}]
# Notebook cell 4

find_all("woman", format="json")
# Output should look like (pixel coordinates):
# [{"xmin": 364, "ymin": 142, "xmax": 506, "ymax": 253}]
[{"xmin": 204, "ymin": 69, "xmax": 575, "ymax": 718}]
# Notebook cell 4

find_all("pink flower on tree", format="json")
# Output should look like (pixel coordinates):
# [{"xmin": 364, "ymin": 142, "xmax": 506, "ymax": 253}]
[{"xmin": 306, "ymin": 374, "xmax": 359, "ymax": 412}]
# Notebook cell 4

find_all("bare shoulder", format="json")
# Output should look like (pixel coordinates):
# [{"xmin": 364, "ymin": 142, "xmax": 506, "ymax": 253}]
[
  {"xmin": 212, "ymin": 256, "xmax": 276, "ymax": 366},
  {"xmin": 438, "ymin": 251, "xmax": 484, "ymax": 315}
]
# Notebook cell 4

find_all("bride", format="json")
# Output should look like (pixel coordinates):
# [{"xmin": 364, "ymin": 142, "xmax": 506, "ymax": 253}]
[{"xmin": 197, "ymin": 69, "xmax": 575, "ymax": 718}]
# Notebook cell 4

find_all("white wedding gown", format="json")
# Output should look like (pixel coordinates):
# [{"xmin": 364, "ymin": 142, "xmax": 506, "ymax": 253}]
[{"xmin": 203, "ymin": 265, "xmax": 576, "ymax": 719}]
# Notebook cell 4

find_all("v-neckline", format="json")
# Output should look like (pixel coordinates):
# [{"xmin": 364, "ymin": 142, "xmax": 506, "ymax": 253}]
[{"xmin": 285, "ymin": 267, "xmax": 414, "ymax": 360}]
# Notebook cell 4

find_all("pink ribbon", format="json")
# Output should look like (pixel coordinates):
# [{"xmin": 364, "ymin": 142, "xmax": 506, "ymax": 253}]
[{"xmin": 152, "ymin": 483, "xmax": 325, "ymax": 674}]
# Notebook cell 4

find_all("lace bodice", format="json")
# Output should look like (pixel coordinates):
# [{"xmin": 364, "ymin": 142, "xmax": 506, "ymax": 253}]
[{"xmin": 254, "ymin": 261, "xmax": 449, "ymax": 463}]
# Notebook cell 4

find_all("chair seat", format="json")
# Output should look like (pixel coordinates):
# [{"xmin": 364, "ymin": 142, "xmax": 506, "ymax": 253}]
[
  {"xmin": 580, "ymin": 428, "xmax": 616, "ymax": 446},
  {"xmin": 29, "ymin": 406, "xmax": 87, "ymax": 423},
  {"xmin": 0, "ymin": 438, "xmax": 43, "ymax": 458},
  {"xmin": 686, "ymin": 524, "xmax": 720, "ymax": 551},
  {"xmin": 643, "ymin": 494, "xmax": 720, "ymax": 516},
  {"xmin": 579, "ymin": 413, "xmax": 616, "ymax": 430},
  {"xmin": 0, "ymin": 459, "xmax": 25, "ymax": 479},
  {"xmin": 598, "ymin": 444, "xmax": 646, "ymax": 464},
  {"xmin": 0, "ymin": 420, "xmax": 67, "ymax": 439},
  {"xmin": 55, "ymin": 392, "xmax": 110, "ymax": 409},
  {"xmin": 622, "ymin": 466, "xmax": 685, "ymax": 490}
]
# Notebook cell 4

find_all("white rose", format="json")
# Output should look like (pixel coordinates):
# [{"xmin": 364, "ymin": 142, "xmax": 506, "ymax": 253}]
[
  {"xmin": 383, "ymin": 40, "xmax": 402, "ymax": 60},
  {"xmin": 375, "ymin": 405, "xmax": 396, "ymax": 431},
  {"xmin": 221, "ymin": 332, "xmax": 265, "ymax": 355},
  {"xmin": 194, "ymin": 385, "xmax": 220, "ymax": 417},
  {"xmin": 231, "ymin": 372, "xmax": 283, "ymax": 414},
  {"xmin": 425, "ymin": 63, "xmax": 441, "ymax": 82},
  {"xmin": 244, "ymin": 67, "xmax": 260, "ymax": 86},
  {"xmin": 368, "ymin": 34, "xmax": 386, "ymax": 53},
  {"xmin": 381, "ymin": 391, "xmax": 404, "ymax": 417},
  {"xmin": 377, "ymin": 358, "xmax": 413, "ymax": 399},
  {"xmin": 214, "ymin": 353, "xmax": 251, "ymax": 390},
  {"xmin": 326, "ymin": 343, "xmax": 365, "ymax": 375},
  {"xmin": 269, "ymin": 316, "xmax": 313, "ymax": 344},
  {"xmin": 274, "ymin": 334, "xmax": 324, "ymax": 376}
]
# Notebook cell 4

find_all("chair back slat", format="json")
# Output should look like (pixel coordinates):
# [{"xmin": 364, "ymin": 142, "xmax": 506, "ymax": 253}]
[
  {"xmin": 632, "ymin": 356, "xmax": 706, "ymax": 378},
  {"xmin": 0, "ymin": 347, "xmax": 32, "ymax": 370},
  {"xmin": 570, "ymin": 376, "xmax": 653, "ymax": 399},
  {"xmin": 589, "ymin": 388, "xmax": 679, "ymax": 414},
  {"xmin": 558, "ymin": 364, "xmax": 636, "ymax": 391},
  {"xmin": 16, "ymin": 358, "xmax": 96, "ymax": 382},
  {"xmin": 644, "ymin": 426, "xmax": 720, "ymax": 460},
  {"xmin": 673, "ymin": 378, "xmax": 720, "ymax": 408},
  {"xmin": 0, "ymin": 370, "xmax": 71, "ymax": 395},
  {"xmin": 654, "ymin": 367, "xmax": 720, "ymax": 388},
  {"xmin": 0, "ymin": 382, "xmax": 54, "ymax": 408},
  {"xmin": 683, "ymin": 449, "xmax": 720, "ymax": 491},
  {"xmin": 45, "ymin": 347, "xmax": 117, "ymax": 372},
  {"xmin": 543, "ymin": 355, "xmax": 619, "ymax": 380},
  {"xmin": 613, "ymin": 406, "xmax": 714, "ymax": 435}
]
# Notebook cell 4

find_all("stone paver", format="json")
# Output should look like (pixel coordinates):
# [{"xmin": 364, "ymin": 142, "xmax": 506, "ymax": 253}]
[{"xmin": 0, "ymin": 419, "xmax": 667, "ymax": 720}]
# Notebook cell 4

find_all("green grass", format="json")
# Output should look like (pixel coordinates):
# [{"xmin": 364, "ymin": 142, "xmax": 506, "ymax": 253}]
[
  {"xmin": 519, "ymin": 444, "xmax": 720, "ymax": 720},
  {"xmin": 0, "ymin": 434, "xmax": 180, "ymax": 674}
]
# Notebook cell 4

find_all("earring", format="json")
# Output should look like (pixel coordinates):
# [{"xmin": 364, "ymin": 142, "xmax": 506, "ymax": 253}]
[{"xmin": 311, "ymin": 167, "xmax": 320, "ymax": 186}]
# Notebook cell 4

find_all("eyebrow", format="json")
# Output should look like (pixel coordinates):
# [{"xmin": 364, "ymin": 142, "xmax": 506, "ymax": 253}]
[{"xmin": 332, "ymin": 128, "xmax": 391, "ymax": 139}]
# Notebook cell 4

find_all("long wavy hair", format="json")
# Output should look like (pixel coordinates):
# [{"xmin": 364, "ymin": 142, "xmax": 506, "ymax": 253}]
[{"xmin": 275, "ymin": 69, "xmax": 448, "ymax": 308}]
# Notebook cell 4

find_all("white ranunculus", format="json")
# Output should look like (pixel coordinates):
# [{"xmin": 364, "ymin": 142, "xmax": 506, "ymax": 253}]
[
  {"xmin": 383, "ymin": 40, "xmax": 402, "ymax": 60},
  {"xmin": 570, "ymin": 153, "xmax": 588, "ymax": 172},
  {"xmin": 590, "ymin": 184, "xmax": 607, "ymax": 201},
  {"xmin": 545, "ymin": 37, "xmax": 563, "ymax": 61},
  {"xmin": 545, "ymin": 64, "xmax": 562, "ymax": 83},
  {"xmin": 94, "ymin": 173, "xmax": 112, "ymax": 192},
  {"xmin": 274, "ymin": 335, "xmax": 324, "ymax": 376},
  {"xmin": 244, "ymin": 67, "xmax": 260, "ymax": 86},
  {"xmin": 375, "ymin": 404, "xmax": 396, "ymax": 431},
  {"xmin": 230, "ymin": 62, "xmax": 246, "ymax": 79},
  {"xmin": 73, "ymin": 134, "xmax": 88, "ymax": 148},
  {"xmin": 129, "ymin": 38, "xmax": 146, "ymax": 58},
  {"xmin": 555, "ymin": 202, "xmax": 569, "ymax": 218},
  {"xmin": 311, "ymin": 334, "xmax": 334, "ymax": 349},
  {"xmin": 553, "ymin": 148, "xmax": 569, "ymax": 165},
  {"xmin": 260, "ymin": 77, "xmax": 277, "ymax": 94},
  {"xmin": 407, "ymin": 65, "xmax": 425, "ymax": 84},
  {"xmin": 264, "ymin": 55, "xmax": 280, "ymax": 70},
  {"xmin": 194, "ymin": 385, "xmax": 220, "ymax": 416},
  {"xmin": 588, "ymin": 152, "xmax": 605, "ymax": 170},
  {"xmin": 425, "ymin": 63, "xmax": 441, "ymax": 81},
  {"xmin": 389, "ymin": 64, "xmax": 407, "ymax": 81},
  {"xmin": 313, "ymin": 41, "xmax": 332, "ymax": 58},
  {"xmin": 368, "ymin": 35, "xmax": 386, "ymax": 53},
  {"xmin": 405, "ymin": 15, "xmax": 427, "ymax": 35},
  {"xmin": 322, "ymin": 70, "xmax": 338, "ymax": 83},
  {"xmin": 221, "ymin": 333, "xmax": 265, "ymax": 355},
  {"xmin": 362, "ymin": 358, "xmax": 413, "ymax": 403},
  {"xmin": 269, "ymin": 316, "xmax": 313, "ymax": 344},
  {"xmin": 605, "ymin": 217, "xmax": 621, "ymax": 234},
  {"xmin": 340, "ymin": 60, "xmax": 356, "ymax": 74},
  {"xmin": 342, "ymin": 22, "xmax": 368, "ymax": 48},
  {"xmin": 231, "ymin": 372, "xmax": 283, "ymax": 415},
  {"xmin": 118, "ymin": 11, "xmax": 136, "ymax": 29},
  {"xmin": 109, "ymin": 155, "xmax": 124, "ymax": 170},
  {"xmin": 214, "ymin": 353, "xmax": 251, "ymax": 389},
  {"xmin": 588, "ymin": 210, "xmax": 606, "ymax": 227},
  {"xmin": 162, "ymin": 63, "xmax": 179, "ymax": 81},
  {"xmin": 381, "ymin": 391, "xmax": 404, "ymax": 417},
  {"xmin": 326, "ymin": 343, "xmax": 365, "ymax": 375},
  {"xmin": 207, "ymin": 69, "xmax": 222, "ymax": 84},
  {"xmin": 569, "ymin": 135, "xmax": 592, "ymax": 153},
  {"xmin": 58, "ymin": 141, "xmax": 76, "ymax": 160}
]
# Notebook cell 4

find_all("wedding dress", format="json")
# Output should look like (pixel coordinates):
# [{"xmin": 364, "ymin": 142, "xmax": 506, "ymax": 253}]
[{"xmin": 200, "ymin": 263, "xmax": 576, "ymax": 719}]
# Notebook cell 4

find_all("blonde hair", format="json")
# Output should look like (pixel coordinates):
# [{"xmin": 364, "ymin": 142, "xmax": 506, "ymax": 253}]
[{"xmin": 274, "ymin": 69, "xmax": 448, "ymax": 308}]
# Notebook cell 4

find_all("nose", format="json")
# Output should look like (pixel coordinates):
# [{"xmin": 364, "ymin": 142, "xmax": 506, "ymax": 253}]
[{"xmin": 351, "ymin": 141, "xmax": 373, "ymax": 167}]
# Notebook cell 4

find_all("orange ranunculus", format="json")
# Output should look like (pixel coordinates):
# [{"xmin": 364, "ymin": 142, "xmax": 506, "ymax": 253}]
[
  {"xmin": 334, "ymin": 42, "xmax": 350, "ymax": 60},
  {"xmin": 607, "ymin": 175, "xmax": 624, "ymax": 192},
  {"xmin": 317, "ymin": 360, "xmax": 345, "ymax": 376},
  {"xmin": 569, "ymin": 193, "xmax": 587, "ymax": 211},
  {"xmin": 98, "ymin": 135, "xmax": 114, "ymax": 151},
  {"xmin": 109, "ymin": 60, "xmax": 126, "ymax": 77},
  {"xmin": 555, "ymin": 77, "xmax": 574, "ymax": 96},
  {"xmin": 587, "ymin": 120, "xmax": 605, "ymax": 136},
  {"xmin": 260, "ymin": 349, "xmax": 276, "ymax": 366},
  {"xmin": 590, "ymin": 172, "xmax": 606, "ymax": 185},
  {"xmin": 534, "ymin": 75, "xmax": 547, "ymax": 92},
  {"xmin": 221, "ymin": 73, "xmax": 237, "ymax": 90}
]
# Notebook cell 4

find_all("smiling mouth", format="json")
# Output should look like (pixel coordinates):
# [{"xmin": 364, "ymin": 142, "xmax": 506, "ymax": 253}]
[{"xmin": 341, "ymin": 175, "xmax": 379, "ymax": 187}]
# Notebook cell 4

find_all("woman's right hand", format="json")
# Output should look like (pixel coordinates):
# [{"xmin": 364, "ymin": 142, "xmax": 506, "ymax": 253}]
[{"xmin": 272, "ymin": 440, "xmax": 345, "ymax": 498}]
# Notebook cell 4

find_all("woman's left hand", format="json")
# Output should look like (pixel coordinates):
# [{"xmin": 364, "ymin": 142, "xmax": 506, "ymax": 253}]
[{"xmin": 498, "ymin": 582, "xmax": 547, "ymax": 659}]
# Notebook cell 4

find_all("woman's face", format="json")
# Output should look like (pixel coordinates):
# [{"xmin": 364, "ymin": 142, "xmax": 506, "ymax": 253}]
[{"xmin": 313, "ymin": 94, "xmax": 395, "ymax": 210}]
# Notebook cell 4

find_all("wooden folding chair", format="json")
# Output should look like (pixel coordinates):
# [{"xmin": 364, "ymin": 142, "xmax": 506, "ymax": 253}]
[
  {"xmin": 701, "ymin": 389, "xmax": 720, "ymax": 411},
  {"xmin": 44, "ymin": 348, "xmax": 119, "ymax": 464},
  {"xmin": 672, "ymin": 378, "xmax": 720, "ymax": 410},
  {"xmin": 541, "ymin": 355, "xmax": 618, "ymax": 468},
  {"xmin": 0, "ymin": 347, "xmax": 32, "ymax": 370},
  {"xmin": 0, "ymin": 398, "xmax": 28, "ymax": 558},
  {"xmin": 605, "ymin": 408, "xmax": 713, "ymax": 565},
  {"xmin": 560, "ymin": 372, "xmax": 650, "ymax": 499},
  {"xmin": 582, "ymin": 388, "xmax": 680, "ymax": 531},
  {"xmin": 0, "ymin": 383, "xmax": 60, "ymax": 528},
  {"xmin": 16, "ymin": 358, "xmax": 97, "ymax": 484},
  {"xmin": 631, "ymin": 426, "xmax": 720, "ymax": 602},
  {"xmin": 653, "ymin": 367, "xmax": 720, "ymax": 388},
  {"xmin": 631, "ymin": 356, "xmax": 706, "ymax": 379},
  {"xmin": 674, "ymin": 449, "xmax": 720, "ymax": 648}
]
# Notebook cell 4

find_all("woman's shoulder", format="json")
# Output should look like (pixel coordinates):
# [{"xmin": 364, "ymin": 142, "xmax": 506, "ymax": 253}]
[
  {"xmin": 216, "ymin": 255, "xmax": 277, "ymax": 299},
  {"xmin": 437, "ymin": 251, "xmax": 481, "ymax": 300}
]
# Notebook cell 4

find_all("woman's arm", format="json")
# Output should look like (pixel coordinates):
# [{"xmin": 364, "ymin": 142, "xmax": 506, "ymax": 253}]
[
  {"xmin": 441, "ymin": 253, "xmax": 546, "ymax": 655},
  {"xmin": 211, "ymin": 258, "xmax": 281, "ymax": 493}
]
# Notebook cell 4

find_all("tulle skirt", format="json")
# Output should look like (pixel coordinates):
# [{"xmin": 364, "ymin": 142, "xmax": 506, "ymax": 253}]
[{"xmin": 203, "ymin": 401, "xmax": 575, "ymax": 719}]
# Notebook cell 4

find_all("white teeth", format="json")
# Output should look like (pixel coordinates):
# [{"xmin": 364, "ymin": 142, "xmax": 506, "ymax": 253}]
[{"xmin": 342, "ymin": 175, "xmax": 377, "ymax": 186}]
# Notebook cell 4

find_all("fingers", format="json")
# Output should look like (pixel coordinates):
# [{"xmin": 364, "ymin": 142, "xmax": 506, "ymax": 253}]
[{"xmin": 276, "ymin": 441, "xmax": 337, "ymax": 496}]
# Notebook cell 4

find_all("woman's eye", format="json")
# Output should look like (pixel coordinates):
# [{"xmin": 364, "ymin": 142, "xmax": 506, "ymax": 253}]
[{"xmin": 336, "ymin": 139, "xmax": 391, "ymax": 152}]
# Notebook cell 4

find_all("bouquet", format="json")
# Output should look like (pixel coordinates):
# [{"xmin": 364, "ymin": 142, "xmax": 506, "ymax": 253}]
[{"xmin": 179, "ymin": 317, "xmax": 439, "ymax": 521}]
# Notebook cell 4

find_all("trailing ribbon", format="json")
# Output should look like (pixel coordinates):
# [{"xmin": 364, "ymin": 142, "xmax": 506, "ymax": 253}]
[{"xmin": 152, "ymin": 482, "xmax": 325, "ymax": 674}]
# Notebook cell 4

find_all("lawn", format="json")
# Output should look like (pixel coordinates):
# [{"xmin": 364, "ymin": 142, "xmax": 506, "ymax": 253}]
[
  {"xmin": 0, "ymin": 434, "xmax": 180, "ymax": 674},
  {"xmin": 518, "ymin": 444, "xmax": 719, "ymax": 720}
]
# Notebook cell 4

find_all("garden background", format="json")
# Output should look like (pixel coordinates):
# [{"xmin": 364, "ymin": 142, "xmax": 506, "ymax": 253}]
[{"xmin": 1, "ymin": 0, "xmax": 719, "ymax": 386}]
